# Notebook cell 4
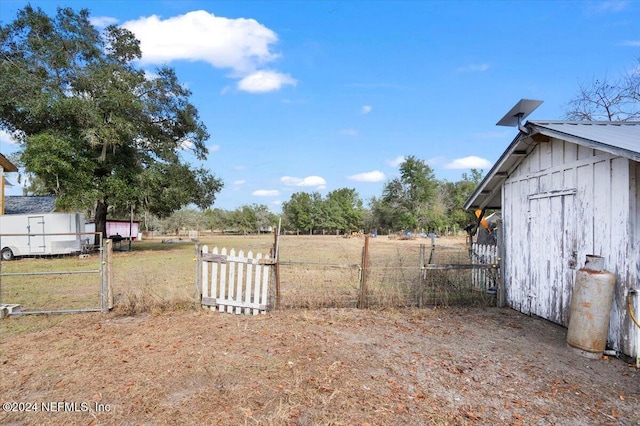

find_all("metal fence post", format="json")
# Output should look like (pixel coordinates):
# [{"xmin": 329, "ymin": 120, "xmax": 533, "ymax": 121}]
[
  {"xmin": 100, "ymin": 239, "xmax": 113, "ymax": 313},
  {"xmin": 107, "ymin": 239, "xmax": 113, "ymax": 310},
  {"xmin": 100, "ymin": 239, "xmax": 106, "ymax": 312},
  {"xmin": 418, "ymin": 244, "xmax": 425, "ymax": 308},
  {"xmin": 358, "ymin": 235, "xmax": 370, "ymax": 309}
]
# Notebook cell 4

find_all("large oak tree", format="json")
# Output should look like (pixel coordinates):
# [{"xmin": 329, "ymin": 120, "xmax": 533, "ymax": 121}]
[{"xmin": 0, "ymin": 6, "xmax": 222, "ymax": 240}]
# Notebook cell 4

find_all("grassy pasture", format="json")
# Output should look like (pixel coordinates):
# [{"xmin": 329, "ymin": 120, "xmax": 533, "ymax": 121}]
[{"xmin": 0, "ymin": 234, "xmax": 486, "ymax": 315}]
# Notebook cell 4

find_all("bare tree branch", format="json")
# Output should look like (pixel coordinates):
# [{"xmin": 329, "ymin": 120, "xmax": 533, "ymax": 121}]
[{"xmin": 565, "ymin": 58, "xmax": 640, "ymax": 121}]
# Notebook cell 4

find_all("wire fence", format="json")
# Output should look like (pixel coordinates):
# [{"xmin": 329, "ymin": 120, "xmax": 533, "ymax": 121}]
[
  {"xmin": 2, "ymin": 231, "xmax": 497, "ymax": 316},
  {"xmin": 278, "ymin": 260, "xmax": 361, "ymax": 308},
  {"xmin": 275, "ymin": 236, "xmax": 498, "ymax": 310}
]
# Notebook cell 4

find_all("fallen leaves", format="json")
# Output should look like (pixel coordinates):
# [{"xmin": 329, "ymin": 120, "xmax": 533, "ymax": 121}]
[{"xmin": 2, "ymin": 307, "xmax": 637, "ymax": 425}]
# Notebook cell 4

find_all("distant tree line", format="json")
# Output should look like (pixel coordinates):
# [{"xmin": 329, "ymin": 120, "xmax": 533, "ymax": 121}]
[
  {"xmin": 281, "ymin": 156, "xmax": 482, "ymax": 235},
  {"xmin": 146, "ymin": 156, "xmax": 482, "ymax": 236},
  {"xmin": 143, "ymin": 204, "xmax": 278, "ymax": 235}
]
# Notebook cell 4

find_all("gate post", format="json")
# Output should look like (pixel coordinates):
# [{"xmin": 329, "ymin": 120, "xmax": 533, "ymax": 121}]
[
  {"xmin": 101, "ymin": 239, "xmax": 113, "ymax": 312},
  {"xmin": 271, "ymin": 226, "xmax": 281, "ymax": 310}
]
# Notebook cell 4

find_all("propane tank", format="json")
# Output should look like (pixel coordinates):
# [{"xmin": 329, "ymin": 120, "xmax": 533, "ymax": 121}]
[{"xmin": 567, "ymin": 255, "xmax": 616, "ymax": 359}]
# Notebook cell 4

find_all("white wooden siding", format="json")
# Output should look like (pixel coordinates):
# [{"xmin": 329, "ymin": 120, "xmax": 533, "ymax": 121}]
[{"xmin": 503, "ymin": 138, "xmax": 638, "ymax": 357}]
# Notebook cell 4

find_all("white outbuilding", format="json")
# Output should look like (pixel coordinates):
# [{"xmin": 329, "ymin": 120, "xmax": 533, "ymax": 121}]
[{"xmin": 465, "ymin": 120, "xmax": 640, "ymax": 361}]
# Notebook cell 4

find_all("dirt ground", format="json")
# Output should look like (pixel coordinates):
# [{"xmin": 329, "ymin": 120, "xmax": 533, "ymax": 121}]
[{"xmin": 1, "ymin": 306, "xmax": 638, "ymax": 425}]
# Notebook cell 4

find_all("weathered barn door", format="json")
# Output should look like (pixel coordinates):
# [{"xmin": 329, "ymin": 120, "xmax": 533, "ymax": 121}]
[{"xmin": 527, "ymin": 190, "xmax": 576, "ymax": 325}]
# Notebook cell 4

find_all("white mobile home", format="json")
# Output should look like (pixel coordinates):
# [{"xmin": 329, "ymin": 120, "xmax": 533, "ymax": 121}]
[
  {"xmin": 465, "ymin": 120, "xmax": 640, "ymax": 361},
  {"xmin": 0, "ymin": 212, "xmax": 86, "ymax": 260}
]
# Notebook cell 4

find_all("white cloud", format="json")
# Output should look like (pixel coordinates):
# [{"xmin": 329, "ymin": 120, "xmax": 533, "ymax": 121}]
[
  {"xmin": 456, "ymin": 63, "xmax": 490, "ymax": 72},
  {"xmin": 209, "ymin": 144, "xmax": 220, "ymax": 152},
  {"xmin": 234, "ymin": 165, "xmax": 246, "ymax": 171},
  {"xmin": 281, "ymin": 175, "xmax": 326, "ymax": 188},
  {"xmin": 386, "ymin": 156, "xmax": 405, "ymax": 167},
  {"xmin": 445, "ymin": 156, "xmax": 492, "ymax": 169},
  {"xmin": 0, "ymin": 129, "xmax": 20, "ymax": 145},
  {"xmin": 347, "ymin": 171, "xmax": 386, "ymax": 182},
  {"xmin": 620, "ymin": 40, "xmax": 640, "ymax": 47},
  {"xmin": 339, "ymin": 128, "xmax": 358, "ymax": 136},
  {"xmin": 361, "ymin": 105, "xmax": 372, "ymax": 114},
  {"xmin": 252, "ymin": 189, "xmax": 279, "ymax": 197},
  {"xmin": 91, "ymin": 16, "xmax": 119, "ymax": 28},
  {"xmin": 123, "ymin": 11, "xmax": 278, "ymax": 72},
  {"xmin": 237, "ymin": 70, "xmax": 297, "ymax": 93},
  {"xmin": 122, "ymin": 10, "xmax": 295, "ymax": 93}
]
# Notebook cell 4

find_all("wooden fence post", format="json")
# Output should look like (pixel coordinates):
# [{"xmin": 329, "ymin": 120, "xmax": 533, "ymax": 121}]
[
  {"xmin": 272, "ymin": 226, "xmax": 281, "ymax": 310},
  {"xmin": 195, "ymin": 244, "xmax": 202, "ymax": 306},
  {"xmin": 358, "ymin": 235, "xmax": 370, "ymax": 309},
  {"xmin": 428, "ymin": 235, "xmax": 436, "ymax": 264},
  {"xmin": 496, "ymin": 219, "xmax": 505, "ymax": 308}
]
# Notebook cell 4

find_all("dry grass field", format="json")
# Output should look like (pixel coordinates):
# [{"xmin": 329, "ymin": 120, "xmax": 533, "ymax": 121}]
[{"xmin": 1, "ymin": 235, "xmax": 639, "ymax": 425}]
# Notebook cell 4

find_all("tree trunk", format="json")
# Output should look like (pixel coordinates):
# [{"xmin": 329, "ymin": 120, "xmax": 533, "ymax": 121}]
[{"xmin": 95, "ymin": 199, "xmax": 108, "ymax": 247}]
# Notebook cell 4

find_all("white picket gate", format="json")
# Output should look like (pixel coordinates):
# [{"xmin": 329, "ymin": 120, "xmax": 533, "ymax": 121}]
[
  {"xmin": 471, "ymin": 243, "xmax": 499, "ymax": 291},
  {"xmin": 200, "ymin": 246, "xmax": 273, "ymax": 315}
]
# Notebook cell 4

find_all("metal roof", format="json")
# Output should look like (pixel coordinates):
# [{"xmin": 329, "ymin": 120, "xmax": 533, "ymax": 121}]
[{"xmin": 464, "ymin": 121, "xmax": 640, "ymax": 211}]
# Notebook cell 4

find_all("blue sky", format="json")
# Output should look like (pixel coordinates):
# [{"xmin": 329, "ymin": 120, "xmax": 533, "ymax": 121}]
[{"xmin": 1, "ymin": 1, "xmax": 639, "ymax": 212}]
